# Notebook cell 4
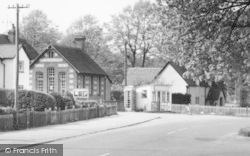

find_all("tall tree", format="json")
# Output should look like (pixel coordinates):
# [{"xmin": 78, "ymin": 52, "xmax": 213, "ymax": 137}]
[
  {"xmin": 20, "ymin": 9, "xmax": 61, "ymax": 53},
  {"xmin": 106, "ymin": 0, "xmax": 164, "ymax": 67},
  {"xmin": 157, "ymin": 0, "xmax": 250, "ymax": 87},
  {"xmin": 61, "ymin": 15, "xmax": 105, "ymax": 61}
]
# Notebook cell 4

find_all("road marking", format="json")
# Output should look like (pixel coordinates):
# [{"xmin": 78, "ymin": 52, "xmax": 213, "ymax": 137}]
[
  {"xmin": 178, "ymin": 127, "xmax": 187, "ymax": 131},
  {"xmin": 167, "ymin": 131, "xmax": 176, "ymax": 135},
  {"xmin": 192, "ymin": 125, "xmax": 202, "ymax": 128},
  {"xmin": 100, "ymin": 153, "xmax": 110, "ymax": 156}
]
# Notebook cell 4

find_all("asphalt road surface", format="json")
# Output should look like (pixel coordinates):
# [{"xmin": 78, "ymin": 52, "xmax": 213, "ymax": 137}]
[{"xmin": 54, "ymin": 113, "xmax": 250, "ymax": 156}]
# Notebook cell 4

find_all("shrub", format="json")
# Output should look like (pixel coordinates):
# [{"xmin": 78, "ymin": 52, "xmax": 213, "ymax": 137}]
[
  {"xmin": 0, "ymin": 89, "xmax": 14, "ymax": 107},
  {"xmin": 0, "ymin": 89, "xmax": 56, "ymax": 111},
  {"xmin": 172, "ymin": 93, "xmax": 191, "ymax": 104},
  {"xmin": 50, "ymin": 92, "xmax": 65, "ymax": 110},
  {"xmin": 0, "ymin": 107, "xmax": 14, "ymax": 115},
  {"xmin": 239, "ymin": 86, "xmax": 250, "ymax": 107},
  {"xmin": 111, "ymin": 91, "xmax": 124, "ymax": 101},
  {"xmin": 62, "ymin": 91, "xmax": 75, "ymax": 109}
]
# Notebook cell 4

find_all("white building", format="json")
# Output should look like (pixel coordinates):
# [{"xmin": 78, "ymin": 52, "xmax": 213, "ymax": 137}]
[
  {"xmin": 124, "ymin": 61, "xmax": 226, "ymax": 111},
  {"xmin": 0, "ymin": 25, "xmax": 39, "ymax": 89}
]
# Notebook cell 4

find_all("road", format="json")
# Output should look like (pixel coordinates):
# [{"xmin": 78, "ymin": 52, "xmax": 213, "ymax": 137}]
[{"xmin": 51, "ymin": 114, "xmax": 250, "ymax": 156}]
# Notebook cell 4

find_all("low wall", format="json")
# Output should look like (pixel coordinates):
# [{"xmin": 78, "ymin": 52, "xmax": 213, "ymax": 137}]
[
  {"xmin": 0, "ymin": 105, "xmax": 117, "ymax": 131},
  {"xmin": 171, "ymin": 104, "xmax": 250, "ymax": 117}
]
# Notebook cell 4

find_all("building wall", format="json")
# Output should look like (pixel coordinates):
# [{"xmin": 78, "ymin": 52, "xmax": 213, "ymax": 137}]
[
  {"xmin": 30, "ymin": 49, "xmax": 77, "ymax": 93},
  {"xmin": 188, "ymin": 87, "xmax": 208, "ymax": 105},
  {"xmin": 136, "ymin": 85, "xmax": 152, "ymax": 110},
  {"xmin": 31, "ymin": 49, "xmax": 111, "ymax": 102},
  {"xmin": 19, "ymin": 48, "xmax": 30, "ymax": 90},
  {"xmin": 3, "ymin": 59, "xmax": 15, "ymax": 89},
  {"xmin": 154, "ymin": 65, "xmax": 188, "ymax": 94},
  {"xmin": 0, "ymin": 61, "xmax": 3, "ymax": 88}
]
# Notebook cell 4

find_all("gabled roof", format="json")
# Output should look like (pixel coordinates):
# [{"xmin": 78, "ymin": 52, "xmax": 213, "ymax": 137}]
[
  {"xmin": 126, "ymin": 68, "xmax": 162, "ymax": 86},
  {"xmin": 0, "ymin": 45, "xmax": 17, "ymax": 58},
  {"xmin": 0, "ymin": 34, "xmax": 38, "ymax": 60},
  {"xmin": 31, "ymin": 44, "xmax": 110, "ymax": 80},
  {"xmin": 155, "ymin": 61, "xmax": 208, "ymax": 87}
]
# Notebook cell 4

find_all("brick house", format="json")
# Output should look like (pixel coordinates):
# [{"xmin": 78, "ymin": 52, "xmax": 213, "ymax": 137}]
[{"xmin": 30, "ymin": 43, "xmax": 111, "ymax": 101}]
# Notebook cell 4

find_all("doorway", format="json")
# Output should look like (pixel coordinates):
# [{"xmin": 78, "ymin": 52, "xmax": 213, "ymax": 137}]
[{"xmin": 157, "ymin": 91, "xmax": 161, "ymax": 111}]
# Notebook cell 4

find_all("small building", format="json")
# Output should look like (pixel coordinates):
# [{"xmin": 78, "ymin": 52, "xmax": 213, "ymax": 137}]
[
  {"xmin": 0, "ymin": 25, "xmax": 39, "ymax": 89},
  {"xmin": 124, "ymin": 68, "xmax": 172, "ymax": 111},
  {"xmin": 124, "ymin": 61, "xmax": 226, "ymax": 111},
  {"xmin": 30, "ymin": 42, "xmax": 111, "ymax": 101}
]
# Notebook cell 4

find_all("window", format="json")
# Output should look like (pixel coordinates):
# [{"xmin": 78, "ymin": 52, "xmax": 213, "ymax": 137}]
[
  {"xmin": 195, "ymin": 97, "xmax": 200, "ymax": 104},
  {"xmin": 59, "ymin": 72, "xmax": 66, "ymax": 94},
  {"xmin": 19, "ymin": 61, "xmax": 24, "ymax": 73},
  {"xmin": 167, "ymin": 92, "xmax": 170, "ymax": 102},
  {"xmin": 142, "ymin": 90, "xmax": 147, "ymax": 98},
  {"xmin": 90, "ymin": 76, "xmax": 93, "ymax": 95},
  {"xmin": 99, "ymin": 76, "xmax": 101, "ymax": 96},
  {"xmin": 162, "ymin": 92, "xmax": 166, "ymax": 102},
  {"xmin": 47, "ymin": 68, "xmax": 55, "ymax": 93},
  {"xmin": 48, "ymin": 51, "xmax": 54, "ymax": 58},
  {"xmin": 36, "ymin": 72, "xmax": 43, "ymax": 91},
  {"xmin": 127, "ymin": 91, "xmax": 130, "ymax": 108}
]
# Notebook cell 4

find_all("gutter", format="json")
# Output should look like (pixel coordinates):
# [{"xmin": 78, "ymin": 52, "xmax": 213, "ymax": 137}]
[{"xmin": 0, "ymin": 58, "xmax": 6, "ymax": 88}]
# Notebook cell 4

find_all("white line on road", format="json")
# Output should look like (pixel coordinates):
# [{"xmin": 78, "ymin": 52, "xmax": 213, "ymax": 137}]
[
  {"xmin": 100, "ymin": 153, "xmax": 110, "ymax": 156},
  {"xmin": 178, "ymin": 128, "xmax": 187, "ymax": 131},
  {"xmin": 167, "ymin": 131, "xmax": 176, "ymax": 135},
  {"xmin": 192, "ymin": 125, "xmax": 202, "ymax": 128}
]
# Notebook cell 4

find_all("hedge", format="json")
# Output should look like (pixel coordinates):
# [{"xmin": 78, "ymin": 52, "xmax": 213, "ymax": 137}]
[
  {"xmin": 172, "ymin": 93, "xmax": 191, "ymax": 104},
  {"xmin": 0, "ymin": 89, "xmax": 56, "ymax": 111}
]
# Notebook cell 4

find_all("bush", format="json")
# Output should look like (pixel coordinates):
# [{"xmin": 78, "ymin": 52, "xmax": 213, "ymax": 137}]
[
  {"xmin": 0, "ymin": 107, "xmax": 14, "ymax": 115},
  {"xmin": 0, "ymin": 89, "xmax": 56, "ymax": 111},
  {"xmin": 172, "ymin": 93, "xmax": 191, "ymax": 104},
  {"xmin": 111, "ymin": 91, "xmax": 124, "ymax": 101},
  {"xmin": 62, "ymin": 91, "xmax": 75, "ymax": 109},
  {"xmin": 50, "ymin": 92, "xmax": 65, "ymax": 110},
  {"xmin": 239, "ymin": 86, "xmax": 250, "ymax": 107}
]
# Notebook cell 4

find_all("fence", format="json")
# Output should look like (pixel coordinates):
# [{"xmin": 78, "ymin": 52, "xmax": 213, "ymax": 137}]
[
  {"xmin": 171, "ymin": 104, "xmax": 249, "ymax": 117},
  {"xmin": 0, "ymin": 105, "xmax": 117, "ymax": 131}
]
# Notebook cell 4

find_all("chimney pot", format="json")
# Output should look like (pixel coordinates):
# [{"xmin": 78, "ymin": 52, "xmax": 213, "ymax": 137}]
[
  {"xmin": 7, "ymin": 24, "xmax": 15, "ymax": 44},
  {"xmin": 74, "ymin": 37, "xmax": 86, "ymax": 53}
]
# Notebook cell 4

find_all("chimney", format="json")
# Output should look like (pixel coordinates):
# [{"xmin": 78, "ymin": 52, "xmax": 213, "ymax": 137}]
[
  {"xmin": 7, "ymin": 24, "xmax": 15, "ymax": 44},
  {"xmin": 74, "ymin": 36, "xmax": 86, "ymax": 53}
]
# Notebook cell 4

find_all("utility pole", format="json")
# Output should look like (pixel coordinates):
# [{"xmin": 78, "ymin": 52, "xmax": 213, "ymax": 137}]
[
  {"xmin": 8, "ymin": 4, "xmax": 30, "ymax": 129},
  {"xmin": 124, "ymin": 41, "xmax": 128, "ymax": 86}
]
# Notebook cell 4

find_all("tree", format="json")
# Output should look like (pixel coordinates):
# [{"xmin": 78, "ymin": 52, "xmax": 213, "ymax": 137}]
[
  {"xmin": 61, "ymin": 15, "xmax": 125, "ymax": 87},
  {"xmin": 61, "ymin": 15, "xmax": 106, "ymax": 61},
  {"xmin": 106, "ymin": 0, "xmax": 164, "ymax": 67},
  {"xmin": 157, "ymin": 0, "xmax": 250, "ymax": 87},
  {"xmin": 20, "ymin": 10, "xmax": 61, "ymax": 53}
]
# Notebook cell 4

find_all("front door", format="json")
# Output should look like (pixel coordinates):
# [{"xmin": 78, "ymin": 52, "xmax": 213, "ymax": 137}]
[{"xmin": 157, "ymin": 91, "xmax": 161, "ymax": 111}]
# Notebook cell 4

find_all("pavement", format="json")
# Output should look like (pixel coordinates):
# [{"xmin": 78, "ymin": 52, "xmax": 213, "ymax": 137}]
[{"xmin": 0, "ymin": 112, "xmax": 161, "ymax": 148}]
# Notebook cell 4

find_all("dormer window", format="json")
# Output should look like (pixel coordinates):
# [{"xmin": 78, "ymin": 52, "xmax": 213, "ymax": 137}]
[{"xmin": 48, "ymin": 51, "xmax": 54, "ymax": 58}]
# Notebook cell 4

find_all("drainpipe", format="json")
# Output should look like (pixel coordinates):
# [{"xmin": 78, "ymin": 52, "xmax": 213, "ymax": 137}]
[{"xmin": 0, "ymin": 59, "xmax": 6, "ymax": 88}]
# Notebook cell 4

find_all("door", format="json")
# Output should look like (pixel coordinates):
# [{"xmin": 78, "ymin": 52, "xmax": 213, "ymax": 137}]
[
  {"xmin": 219, "ymin": 97, "xmax": 223, "ymax": 106},
  {"xmin": 157, "ymin": 91, "xmax": 161, "ymax": 111}
]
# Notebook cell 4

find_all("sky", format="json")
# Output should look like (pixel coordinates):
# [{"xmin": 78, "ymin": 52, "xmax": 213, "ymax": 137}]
[{"xmin": 0, "ymin": 0, "xmax": 143, "ymax": 34}]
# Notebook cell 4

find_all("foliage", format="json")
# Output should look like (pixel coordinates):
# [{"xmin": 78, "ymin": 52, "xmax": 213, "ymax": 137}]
[
  {"xmin": 0, "ymin": 89, "xmax": 56, "ymax": 111},
  {"xmin": 105, "ymin": 0, "xmax": 167, "ymax": 67},
  {"xmin": 0, "ymin": 107, "xmax": 14, "ymax": 115},
  {"xmin": 157, "ymin": 0, "xmax": 250, "ymax": 102},
  {"xmin": 172, "ymin": 93, "xmax": 191, "ymax": 104},
  {"xmin": 20, "ymin": 9, "xmax": 61, "ymax": 52},
  {"xmin": 111, "ymin": 91, "xmax": 124, "ymax": 102},
  {"xmin": 62, "ymin": 91, "xmax": 75, "ymax": 109},
  {"xmin": 50, "ymin": 92, "xmax": 65, "ymax": 110},
  {"xmin": 239, "ymin": 86, "xmax": 250, "ymax": 107}
]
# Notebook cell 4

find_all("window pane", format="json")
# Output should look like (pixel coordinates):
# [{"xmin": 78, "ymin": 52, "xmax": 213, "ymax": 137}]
[
  {"xmin": 59, "ymin": 72, "xmax": 66, "ymax": 94},
  {"xmin": 36, "ymin": 72, "xmax": 43, "ymax": 91},
  {"xmin": 48, "ymin": 68, "xmax": 55, "ymax": 93}
]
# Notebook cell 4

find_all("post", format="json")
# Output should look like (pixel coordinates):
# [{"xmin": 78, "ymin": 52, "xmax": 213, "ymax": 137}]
[
  {"xmin": 8, "ymin": 3, "xmax": 30, "ymax": 130},
  {"xmin": 124, "ymin": 41, "xmax": 128, "ymax": 86}
]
